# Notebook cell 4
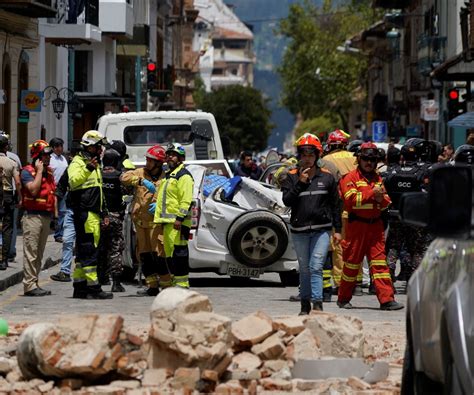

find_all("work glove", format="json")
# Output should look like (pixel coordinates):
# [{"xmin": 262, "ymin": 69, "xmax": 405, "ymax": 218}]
[
  {"xmin": 142, "ymin": 179, "xmax": 156, "ymax": 194},
  {"xmin": 148, "ymin": 202, "xmax": 156, "ymax": 215}
]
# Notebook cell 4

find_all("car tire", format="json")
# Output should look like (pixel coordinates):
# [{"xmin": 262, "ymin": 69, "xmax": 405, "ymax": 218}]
[
  {"xmin": 279, "ymin": 270, "xmax": 299, "ymax": 286},
  {"xmin": 227, "ymin": 211, "xmax": 288, "ymax": 268}
]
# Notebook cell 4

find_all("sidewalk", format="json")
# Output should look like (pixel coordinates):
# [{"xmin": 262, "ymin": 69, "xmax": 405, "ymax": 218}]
[{"xmin": 0, "ymin": 235, "xmax": 62, "ymax": 292}]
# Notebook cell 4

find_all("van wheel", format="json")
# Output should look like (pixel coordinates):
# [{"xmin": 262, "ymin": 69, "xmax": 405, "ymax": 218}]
[
  {"xmin": 227, "ymin": 211, "xmax": 288, "ymax": 268},
  {"xmin": 279, "ymin": 271, "xmax": 299, "ymax": 286}
]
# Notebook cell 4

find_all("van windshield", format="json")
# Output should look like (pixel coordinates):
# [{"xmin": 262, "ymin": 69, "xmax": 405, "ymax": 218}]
[{"xmin": 124, "ymin": 125, "xmax": 192, "ymax": 145}]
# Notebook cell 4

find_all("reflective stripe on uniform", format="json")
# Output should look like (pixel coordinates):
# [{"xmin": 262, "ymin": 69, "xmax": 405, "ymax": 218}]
[
  {"xmin": 145, "ymin": 274, "xmax": 159, "ymax": 288},
  {"xmin": 370, "ymin": 260, "xmax": 387, "ymax": 267},
  {"xmin": 342, "ymin": 273, "xmax": 356, "ymax": 282},
  {"xmin": 355, "ymin": 192, "xmax": 362, "ymax": 207},
  {"xmin": 173, "ymin": 275, "xmax": 189, "ymax": 288},
  {"xmin": 352, "ymin": 203, "xmax": 374, "ymax": 210},
  {"xmin": 373, "ymin": 273, "xmax": 392, "ymax": 280},
  {"xmin": 82, "ymin": 265, "xmax": 99, "ymax": 285},
  {"xmin": 299, "ymin": 190, "xmax": 329, "ymax": 197},
  {"xmin": 344, "ymin": 262, "xmax": 360, "ymax": 270},
  {"xmin": 344, "ymin": 188, "xmax": 357, "ymax": 199},
  {"xmin": 72, "ymin": 266, "xmax": 86, "ymax": 282},
  {"xmin": 355, "ymin": 181, "xmax": 368, "ymax": 187}
]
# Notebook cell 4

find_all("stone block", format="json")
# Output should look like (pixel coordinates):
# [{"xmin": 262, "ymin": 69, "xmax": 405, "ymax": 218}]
[
  {"xmin": 272, "ymin": 316, "xmax": 306, "ymax": 336},
  {"xmin": 286, "ymin": 328, "xmax": 320, "ymax": 361},
  {"xmin": 37, "ymin": 380, "xmax": 54, "ymax": 392},
  {"xmin": 201, "ymin": 370, "xmax": 219, "ymax": 382},
  {"xmin": 89, "ymin": 315, "xmax": 124, "ymax": 348},
  {"xmin": 171, "ymin": 367, "xmax": 200, "ymax": 389},
  {"xmin": 0, "ymin": 357, "xmax": 15, "ymax": 375},
  {"xmin": 231, "ymin": 313, "xmax": 274, "ymax": 348},
  {"xmin": 250, "ymin": 332, "xmax": 285, "ymax": 360},
  {"xmin": 57, "ymin": 315, "xmax": 98, "ymax": 343},
  {"xmin": 348, "ymin": 376, "xmax": 372, "ymax": 390},
  {"xmin": 109, "ymin": 380, "xmax": 140, "ymax": 389},
  {"xmin": 141, "ymin": 369, "xmax": 171, "ymax": 387},
  {"xmin": 260, "ymin": 378, "xmax": 293, "ymax": 391},
  {"xmin": 229, "ymin": 352, "xmax": 262, "ymax": 372},
  {"xmin": 215, "ymin": 380, "xmax": 244, "ymax": 395}
]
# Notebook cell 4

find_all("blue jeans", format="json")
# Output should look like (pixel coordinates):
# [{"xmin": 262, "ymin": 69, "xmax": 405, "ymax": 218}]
[
  {"xmin": 59, "ymin": 209, "xmax": 75, "ymax": 275},
  {"xmin": 292, "ymin": 231, "xmax": 331, "ymax": 302},
  {"xmin": 55, "ymin": 197, "xmax": 67, "ymax": 239},
  {"xmin": 9, "ymin": 206, "xmax": 18, "ymax": 258}
]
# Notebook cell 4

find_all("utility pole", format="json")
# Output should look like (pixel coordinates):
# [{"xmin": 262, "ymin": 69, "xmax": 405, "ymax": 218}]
[{"xmin": 135, "ymin": 55, "xmax": 142, "ymax": 112}]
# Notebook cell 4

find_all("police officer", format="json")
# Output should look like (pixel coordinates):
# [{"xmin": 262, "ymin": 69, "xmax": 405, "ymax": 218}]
[
  {"xmin": 453, "ymin": 144, "xmax": 474, "ymax": 165},
  {"xmin": 153, "ymin": 143, "xmax": 194, "ymax": 288},
  {"xmin": 99, "ymin": 149, "xmax": 127, "ymax": 292},
  {"xmin": 68, "ymin": 130, "xmax": 112, "ymax": 300},
  {"xmin": 383, "ymin": 138, "xmax": 430, "ymax": 282},
  {"xmin": 110, "ymin": 140, "xmax": 136, "ymax": 172}
]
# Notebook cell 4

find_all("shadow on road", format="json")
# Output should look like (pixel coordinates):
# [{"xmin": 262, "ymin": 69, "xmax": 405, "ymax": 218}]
[{"xmin": 189, "ymin": 276, "xmax": 285, "ymax": 288}]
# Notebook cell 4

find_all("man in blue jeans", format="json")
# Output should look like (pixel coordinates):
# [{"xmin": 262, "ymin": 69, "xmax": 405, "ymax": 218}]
[{"xmin": 281, "ymin": 133, "xmax": 342, "ymax": 315}]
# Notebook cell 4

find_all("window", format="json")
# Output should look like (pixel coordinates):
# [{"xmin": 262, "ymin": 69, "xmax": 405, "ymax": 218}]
[
  {"xmin": 74, "ymin": 51, "xmax": 92, "ymax": 92},
  {"xmin": 124, "ymin": 124, "xmax": 193, "ymax": 145},
  {"xmin": 212, "ymin": 68, "xmax": 224, "ymax": 75}
]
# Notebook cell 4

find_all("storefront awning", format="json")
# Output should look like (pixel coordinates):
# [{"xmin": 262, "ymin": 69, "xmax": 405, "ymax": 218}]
[
  {"xmin": 447, "ymin": 111, "xmax": 474, "ymax": 128},
  {"xmin": 431, "ymin": 54, "xmax": 474, "ymax": 81}
]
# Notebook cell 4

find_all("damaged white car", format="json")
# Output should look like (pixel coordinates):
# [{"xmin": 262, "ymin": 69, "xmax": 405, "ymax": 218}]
[{"xmin": 123, "ymin": 160, "xmax": 299, "ymax": 285}]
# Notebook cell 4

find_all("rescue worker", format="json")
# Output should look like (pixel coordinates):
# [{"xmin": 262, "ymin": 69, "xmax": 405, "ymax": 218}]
[
  {"xmin": 153, "ymin": 143, "xmax": 194, "ymax": 288},
  {"xmin": 98, "ymin": 148, "xmax": 127, "ymax": 292},
  {"xmin": 281, "ymin": 133, "xmax": 342, "ymax": 314},
  {"xmin": 68, "ymin": 130, "xmax": 112, "ymax": 300},
  {"xmin": 274, "ymin": 156, "xmax": 298, "ymax": 188},
  {"xmin": 21, "ymin": 140, "xmax": 55, "ymax": 296},
  {"xmin": 110, "ymin": 140, "xmax": 136, "ymax": 171},
  {"xmin": 0, "ymin": 135, "xmax": 21, "ymax": 270},
  {"xmin": 384, "ymin": 139, "xmax": 431, "ymax": 282},
  {"xmin": 322, "ymin": 129, "xmax": 358, "ymax": 298},
  {"xmin": 338, "ymin": 142, "xmax": 403, "ymax": 310},
  {"xmin": 453, "ymin": 144, "xmax": 474, "ymax": 165},
  {"xmin": 121, "ymin": 145, "xmax": 167, "ymax": 296}
]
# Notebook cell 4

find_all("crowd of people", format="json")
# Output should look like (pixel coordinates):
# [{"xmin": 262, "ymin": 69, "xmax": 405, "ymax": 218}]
[{"xmin": 0, "ymin": 131, "xmax": 193, "ymax": 300}]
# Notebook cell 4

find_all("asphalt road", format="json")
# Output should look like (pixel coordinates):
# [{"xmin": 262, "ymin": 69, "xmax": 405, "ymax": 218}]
[{"xmin": 0, "ymin": 268, "xmax": 407, "ymax": 326}]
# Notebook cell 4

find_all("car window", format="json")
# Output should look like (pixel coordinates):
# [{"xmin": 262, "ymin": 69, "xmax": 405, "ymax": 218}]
[{"xmin": 124, "ymin": 125, "xmax": 193, "ymax": 145}]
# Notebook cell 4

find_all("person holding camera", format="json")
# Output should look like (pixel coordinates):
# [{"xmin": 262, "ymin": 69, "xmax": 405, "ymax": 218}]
[
  {"xmin": 21, "ymin": 140, "xmax": 55, "ymax": 296},
  {"xmin": 68, "ymin": 130, "xmax": 112, "ymax": 300}
]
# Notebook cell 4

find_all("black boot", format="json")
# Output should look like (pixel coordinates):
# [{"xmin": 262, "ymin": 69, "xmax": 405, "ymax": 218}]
[
  {"xmin": 136, "ymin": 287, "xmax": 159, "ymax": 297},
  {"xmin": 111, "ymin": 275, "xmax": 126, "ymax": 292},
  {"xmin": 299, "ymin": 299, "xmax": 311, "ymax": 316},
  {"xmin": 0, "ymin": 260, "xmax": 7, "ymax": 271},
  {"xmin": 73, "ymin": 281, "xmax": 88, "ymax": 299},
  {"xmin": 323, "ymin": 288, "xmax": 332, "ymax": 302},
  {"xmin": 312, "ymin": 301, "xmax": 323, "ymax": 311},
  {"xmin": 86, "ymin": 285, "xmax": 113, "ymax": 300}
]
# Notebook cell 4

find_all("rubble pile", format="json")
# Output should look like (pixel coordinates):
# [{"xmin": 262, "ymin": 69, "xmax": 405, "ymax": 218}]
[{"xmin": 0, "ymin": 289, "xmax": 403, "ymax": 394}]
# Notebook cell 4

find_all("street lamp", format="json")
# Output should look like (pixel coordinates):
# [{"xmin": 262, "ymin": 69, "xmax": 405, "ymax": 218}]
[{"xmin": 42, "ymin": 86, "xmax": 81, "ymax": 120}]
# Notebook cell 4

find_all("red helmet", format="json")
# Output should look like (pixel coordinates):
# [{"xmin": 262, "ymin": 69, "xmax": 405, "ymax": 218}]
[
  {"xmin": 145, "ymin": 145, "xmax": 166, "ymax": 162},
  {"xmin": 327, "ymin": 129, "xmax": 349, "ymax": 145},
  {"xmin": 294, "ymin": 133, "xmax": 323, "ymax": 153},
  {"xmin": 359, "ymin": 142, "xmax": 379, "ymax": 157},
  {"xmin": 30, "ymin": 140, "xmax": 52, "ymax": 160}
]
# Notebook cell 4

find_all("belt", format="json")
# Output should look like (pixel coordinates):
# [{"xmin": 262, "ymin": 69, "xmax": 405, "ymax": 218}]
[{"xmin": 348, "ymin": 213, "xmax": 381, "ymax": 224}]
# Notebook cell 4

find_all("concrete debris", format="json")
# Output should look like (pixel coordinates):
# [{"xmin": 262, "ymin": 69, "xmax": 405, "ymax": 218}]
[{"xmin": 3, "ymin": 289, "xmax": 401, "ymax": 393}]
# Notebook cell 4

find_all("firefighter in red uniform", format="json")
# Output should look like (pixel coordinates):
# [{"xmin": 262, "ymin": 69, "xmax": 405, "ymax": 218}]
[{"xmin": 338, "ymin": 142, "xmax": 403, "ymax": 310}]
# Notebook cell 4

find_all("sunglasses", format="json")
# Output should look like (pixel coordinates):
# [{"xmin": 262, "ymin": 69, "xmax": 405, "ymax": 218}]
[{"xmin": 360, "ymin": 155, "xmax": 377, "ymax": 162}]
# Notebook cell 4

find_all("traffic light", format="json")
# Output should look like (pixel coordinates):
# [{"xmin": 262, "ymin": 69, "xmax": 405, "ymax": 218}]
[
  {"xmin": 147, "ymin": 62, "xmax": 157, "ymax": 91},
  {"xmin": 447, "ymin": 88, "xmax": 467, "ymax": 120}
]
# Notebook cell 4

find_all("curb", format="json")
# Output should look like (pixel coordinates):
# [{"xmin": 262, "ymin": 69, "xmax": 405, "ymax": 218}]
[{"xmin": 0, "ymin": 257, "xmax": 60, "ymax": 293}]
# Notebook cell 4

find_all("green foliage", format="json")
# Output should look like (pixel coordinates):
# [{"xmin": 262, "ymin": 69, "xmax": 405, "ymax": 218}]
[
  {"xmin": 296, "ymin": 114, "xmax": 341, "ymax": 140},
  {"xmin": 192, "ymin": 76, "xmax": 206, "ymax": 108},
  {"xmin": 200, "ymin": 85, "xmax": 273, "ymax": 157},
  {"xmin": 278, "ymin": 0, "xmax": 377, "ymax": 128}
]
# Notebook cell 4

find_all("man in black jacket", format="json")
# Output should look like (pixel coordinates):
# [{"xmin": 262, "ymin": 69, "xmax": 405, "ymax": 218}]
[{"xmin": 282, "ymin": 133, "xmax": 342, "ymax": 315}]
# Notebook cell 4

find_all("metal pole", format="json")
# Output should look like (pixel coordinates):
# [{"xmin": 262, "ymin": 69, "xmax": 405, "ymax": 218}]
[
  {"xmin": 135, "ymin": 55, "xmax": 141, "ymax": 112},
  {"xmin": 68, "ymin": 48, "xmax": 75, "ymax": 147}
]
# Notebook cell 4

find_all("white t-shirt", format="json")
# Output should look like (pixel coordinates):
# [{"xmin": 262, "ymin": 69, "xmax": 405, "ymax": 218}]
[{"xmin": 50, "ymin": 153, "xmax": 68, "ymax": 184}]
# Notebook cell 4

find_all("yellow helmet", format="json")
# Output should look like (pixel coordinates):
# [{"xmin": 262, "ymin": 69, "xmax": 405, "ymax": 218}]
[{"xmin": 81, "ymin": 130, "xmax": 107, "ymax": 147}]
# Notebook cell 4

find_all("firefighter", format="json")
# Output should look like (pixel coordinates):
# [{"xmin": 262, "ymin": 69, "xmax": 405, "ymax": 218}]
[
  {"xmin": 153, "ymin": 143, "xmax": 194, "ymax": 288},
  {"xmin": 21, "ymin": 140, "xmax": 55, "ymax": 296},
  {"xmin": 281, "ymin": 133, "xmax": 342, "ymax": 314},
  {"xmin": 384, "ymin": 138, "xmax": 431, "ymax": 282},
  {"xmin": 338, "ymin": 142, "xmax": 403, "ymax": 310},
  {"xmin": 68, "ymin": 130, "xmax": 112, "ymax": 300},
  {"xmin": 121, "ymin": 145, "xmax": 167, "ymax": 295},
  {"xmin": 322, "ymin": 129, "xmax": 360, "ymax": 298}
]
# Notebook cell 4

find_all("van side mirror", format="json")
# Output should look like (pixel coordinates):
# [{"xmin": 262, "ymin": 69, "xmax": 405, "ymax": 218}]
[
  {"xmin": 191, "ymin": 119, "xmax": 213, "ymax": 140},
  {"xmin": 400, "ymin": 165, "xmax": 472, "ymax": 239}
]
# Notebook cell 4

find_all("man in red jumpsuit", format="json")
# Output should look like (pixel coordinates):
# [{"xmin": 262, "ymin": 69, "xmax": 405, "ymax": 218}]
[{"xmin": 338, "ymin": 142, "xmax": 403, "ymax": 310}]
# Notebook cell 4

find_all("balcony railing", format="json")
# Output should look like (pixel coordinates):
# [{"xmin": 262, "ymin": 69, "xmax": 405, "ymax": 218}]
[
  {"xmin": 0, "ymin": 0, "xmax": 57, "ymax": 18},
  {"xmin": 417, "ymin": 33, "xmax": 447, "ymax": 76}
]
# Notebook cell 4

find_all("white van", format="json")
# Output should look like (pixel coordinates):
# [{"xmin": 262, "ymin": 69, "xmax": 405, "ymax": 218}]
[{"xmin": 96, "ymin": 111, "xmax": 225, "ymax": 165}]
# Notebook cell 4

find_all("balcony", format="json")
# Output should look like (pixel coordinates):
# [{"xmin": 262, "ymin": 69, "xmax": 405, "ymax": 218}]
[
  {"xmin": 0, "ymin": 0, "xmax": 57, "ymax": 18},
  {"xmin": 372, "ymin": 0, "xmax": 411, "ymax": 8},
  {"xmin": 39, "ymin": 0, "xmax": 101, "ymax": 45},
  {"xmin": 99, "ymin": 0, "xmax": 133, "ymax": 38},
  {"xmin": 417, "ymin": 33, "xmax": 447, "ymax": 76}
]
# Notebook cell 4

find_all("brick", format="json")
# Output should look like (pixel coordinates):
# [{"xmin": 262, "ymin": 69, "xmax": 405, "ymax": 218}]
[
  {"xmin": 248, "ymin": 380, "xmax": 258, "ymax": 395},
  {"xmin": 225, "ymin": 368, "xmax": 261, "ymax": 381},
  {"xmin": 260, "ymin": 378, "xmax": 293, "ymax": 391},
  {"xmin": 230, "ymin": 352, "xmax": 261, "ymax": 372},
  {"xmin": 231, "ymin": 313, "xmax": 274, "ymax": 347},
  {"xmin": 250, "ymin": 332, "xmax": 285, "ymax": 360},
  {"xmin": 201, "ymin": 369, "xmax": 219, "ymax": 382},
  {"xmin": 59, "ymin": 378, "xmax": 84, "ymax": 390},
  {"xmin": 348, "ymin": 376, "xmax": 372, "ymax": 390},
  {"xmin": 89, "ymin": 315, "xmax": 124, "ymax": 347},
  {"xmin": 293, "ymin": 379, "xmax": 331, "ymax": 392},
  {"xmin": 141, "ymin": 369, "xmax": 171, "ymax": 387},
  {"xmin": 102, "ymin": 343, "xmax": 123, "ymax": 371},
  {"xmin": 171, "ymin": 367, "xmax": 200, "ymax": 389},
  {"xmin": 263, "ymin": 360, "xmax": 289, "ymax": 373},
  {"xmin": 215, "ymin": 380, "xmax": 244, "ymax": 395},
  {"xmin": 68, "ymin": 345, "xmax": 106, "ymax": 373},
  {"xmin": 126, "ymin": 332, "xmax": 143, "ymax": 346},
  {"xmin": 272, "ymin": 316, "xmax": 306, "ymax": 336}
]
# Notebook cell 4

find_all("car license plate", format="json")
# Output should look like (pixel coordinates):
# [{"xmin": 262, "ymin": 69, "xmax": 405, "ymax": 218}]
[{"xmin": 227, "ymin": 263, "xmax": 260, "ymax": 278}]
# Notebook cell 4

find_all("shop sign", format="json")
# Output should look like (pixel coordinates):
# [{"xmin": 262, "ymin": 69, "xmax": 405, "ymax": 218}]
[
  {"xmin": 20, "ymin": 90, "xmax": 43, "ymax": 112},
  {"xmin": 421, "ymin": 99, "xmax": 439, "ymax": 121}
]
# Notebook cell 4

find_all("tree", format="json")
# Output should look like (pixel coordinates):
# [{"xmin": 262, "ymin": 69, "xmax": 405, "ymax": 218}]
[
  {"xmin": 278, "ymin": 0, "xmax": 377, "ymax": 130},
  {"xmin": 200, "ymin": 85, "xmax": 273, "ymax": 157},
  {"xmin": 296, "ymin": 114, "xmax": 341, "ymax": 141}
]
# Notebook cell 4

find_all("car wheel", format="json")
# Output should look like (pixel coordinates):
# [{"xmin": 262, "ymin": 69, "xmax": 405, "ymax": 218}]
[
  {"xmin": 279, "ymin": 270, "xmax": 299, "ymax": 286},
  {"xmin": 227, "ymin": 211, "xmax": 288, "ymax": 268}
]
